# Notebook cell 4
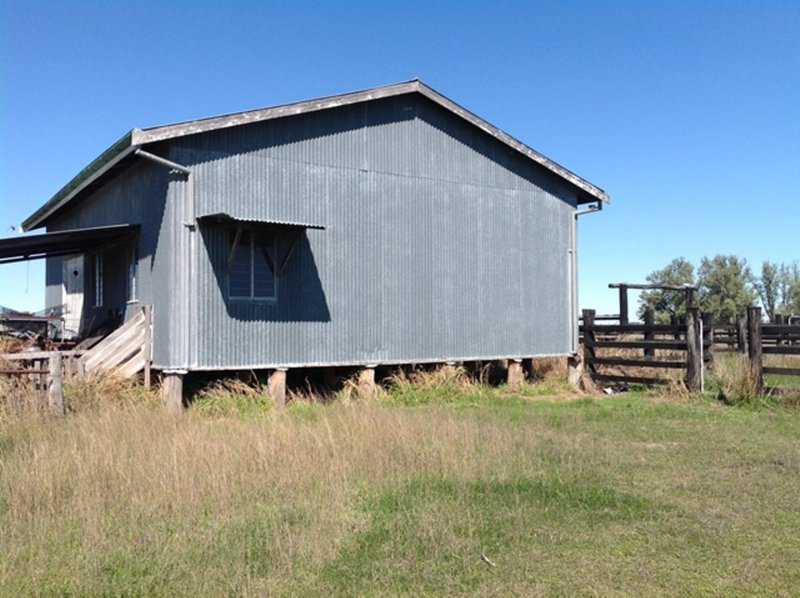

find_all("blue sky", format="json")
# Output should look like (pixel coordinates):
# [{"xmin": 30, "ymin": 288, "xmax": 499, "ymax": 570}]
[{"xmin": 1, "ymin": 1, "xmax": 798, "ymax": 316}]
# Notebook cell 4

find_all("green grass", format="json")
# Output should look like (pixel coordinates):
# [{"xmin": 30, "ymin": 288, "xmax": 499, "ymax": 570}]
[{"xmin": 1, "ymin": 383, "xmax": 799, "ymax": 595}]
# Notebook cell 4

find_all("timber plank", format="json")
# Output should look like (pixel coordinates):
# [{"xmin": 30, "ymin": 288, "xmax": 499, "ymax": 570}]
[{"xmin": 588, "ymin": 357, "xmax": 686, "ymax": 369}]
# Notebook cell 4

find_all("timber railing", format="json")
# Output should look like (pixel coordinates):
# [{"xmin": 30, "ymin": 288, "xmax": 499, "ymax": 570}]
[
  {"xmin": 580, "ymin": 305, "xmax": 800, "ymax": 394},
  {"xmin": 0, "ymin": 351, "xmax": 67, "ymax": 414},
  {"xmin": 1, "ymin": 305, "xmax": 153, "ymax": 414},
  {"xmin": 581, "ymin": 307, "xmax": 709, "ymax": 391}
]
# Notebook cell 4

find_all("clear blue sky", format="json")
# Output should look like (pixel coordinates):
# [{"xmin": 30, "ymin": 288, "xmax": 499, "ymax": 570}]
[{"xmin": 1, "ymin": 1, "xmax": 798, "ymax": 316}]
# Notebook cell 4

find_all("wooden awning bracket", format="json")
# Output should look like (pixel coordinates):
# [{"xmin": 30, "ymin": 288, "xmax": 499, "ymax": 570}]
[
  {"xmin": 223, "ymin": 222, "xmax": 307, "ymax": 278},
  {"xmin": 225, "ymin": 224, "xmax": 244, "ymax": 276},
  {"xmin": 276, "ymin": 229, "xmax": 304, "ymax": 277}
]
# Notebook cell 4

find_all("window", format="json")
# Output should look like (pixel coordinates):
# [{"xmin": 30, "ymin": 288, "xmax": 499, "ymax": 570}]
[
  {"xmin": 127, "ymin": 244, "xmax": 138, "ymax": 302},
  {"xmin": 229, "ymin": 231, "xmax": 276, "ymax": 300},
  {"xmin": 94, "ymin": 254, "xmax": 103, "ymax": 307}
]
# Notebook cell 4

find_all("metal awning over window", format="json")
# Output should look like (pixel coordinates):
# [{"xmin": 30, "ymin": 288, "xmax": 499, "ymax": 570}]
[
  {"xmin": 197, "ymin": 213, "xmax": 325, "ymax": 278},
  {"xmin": 0, "ymin": 224, "xmax": 140, "ymax": 265}
]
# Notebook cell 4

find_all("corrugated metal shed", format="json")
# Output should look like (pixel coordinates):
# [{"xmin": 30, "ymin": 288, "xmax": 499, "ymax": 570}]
[{"xmin": 25, "ymin": 81, "xmax": 608, "ymax": 371}]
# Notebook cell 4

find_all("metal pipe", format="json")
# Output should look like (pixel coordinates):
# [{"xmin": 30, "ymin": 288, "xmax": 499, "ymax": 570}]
[
  {"xmin": 134, "ymin": 148, "xmax": 192, "ymax": 175},
  {"xmin": 134, "ymin": 148, "xmax": 194, "ymax": 370},
  {"xmin": 570, "ymin": 201, "xmax": 603, "ymax": 353}
]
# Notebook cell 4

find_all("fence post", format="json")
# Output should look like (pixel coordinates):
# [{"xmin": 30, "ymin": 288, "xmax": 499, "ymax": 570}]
[
  {"xmin": 736, "ymin": 314, "xmax": 748, "ymax": 355},
  {"xmin": 582, "ymin": 309, "xmax": 597, "ymax": 377},
  {"xmin": 618, "ymin": 286, "xmax": 629, "ymax": 325},
  {"xmin": 747, "ymin": 307, "xmax": 763, "ymax": 395},
  {"xmin": 643, "ymin": 307, "xmax": 655, "ymax": 359},
  {"xmin": 774, "ymin": 314, "xmax": 784, "ymax": 346},
  {"xmin": 48, "ymin": 352, "xmax": 64, "ymax": 415},
  {"xmin": 702, "ymin": 313, "xmax": 715, "ymax": 369},
  {"xmin": 685, "ymin": 307, "xmax": 702, "ymax": 392}
]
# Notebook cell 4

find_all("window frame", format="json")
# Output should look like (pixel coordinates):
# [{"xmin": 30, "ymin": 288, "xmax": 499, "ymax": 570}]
[
  {"xmin": 127, "ymin": 244, "xmax": 138, "ymax": 304},
  {"xmin": 227, "ymin": 229, "xmax": 278, "ymax": 302},
  {"xmin": 94, "ymin": 253, "xmax": 103, "ymax": 307}
]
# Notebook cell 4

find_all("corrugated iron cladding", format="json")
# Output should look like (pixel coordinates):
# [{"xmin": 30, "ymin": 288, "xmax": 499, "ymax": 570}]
[
  {"xmin": 43, "ymin": 161, "xmax": 180, "ymax": 366},
  {"xmin": 175, "ymin": 94, "xmax": 575, "ymax": 369}
]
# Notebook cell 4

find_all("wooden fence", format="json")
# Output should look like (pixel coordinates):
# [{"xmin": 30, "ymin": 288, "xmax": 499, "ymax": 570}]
[
  {"xmin": 580, "ymin": 306, "xmax": 800, "ymax": 393},
  {"xmin": 0, "ymin": 305, "xmax": 152, "ymax": 413},
  {"xmin": 581, "ymin": 307, "xmax": 709, "ymax": 391}
]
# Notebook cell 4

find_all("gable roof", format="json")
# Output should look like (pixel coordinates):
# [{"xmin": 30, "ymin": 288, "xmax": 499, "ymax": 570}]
[{"xmin": 22, "ymin": 79, "xmax": 609, "ymax": 231}]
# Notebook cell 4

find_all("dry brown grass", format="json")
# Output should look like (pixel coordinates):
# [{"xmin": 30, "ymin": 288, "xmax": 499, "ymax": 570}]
[
  {"xmin": 0, "ymin": 399, "xmax": 564, "ymax": 593},
  {"xmin": 3, "ymin": 373, "xmax": 800, "ymax": 594}
]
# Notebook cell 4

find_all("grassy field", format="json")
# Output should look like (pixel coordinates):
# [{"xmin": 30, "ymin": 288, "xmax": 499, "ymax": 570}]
[{"xmin": 1, "ymin": 375, "xmax": 799, "ymax": 595}]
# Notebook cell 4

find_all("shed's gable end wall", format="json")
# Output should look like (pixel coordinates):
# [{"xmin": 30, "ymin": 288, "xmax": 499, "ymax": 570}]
[{"xmin": 176, "ymin": 94, "xmax": 575, "ymax": 368}]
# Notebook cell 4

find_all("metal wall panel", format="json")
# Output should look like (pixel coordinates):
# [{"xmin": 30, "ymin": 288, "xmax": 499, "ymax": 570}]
[
  {"xmin": 172, "ymin": 94, "xmax": 577, "ymax": 369},
  {"xmin": 45, "ymin": 161, "xmax": 181, "ymax": 366}
]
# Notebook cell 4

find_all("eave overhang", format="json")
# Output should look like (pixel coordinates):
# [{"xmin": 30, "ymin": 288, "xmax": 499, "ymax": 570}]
[{"xmin": 0, "ymin": 224, "xmax": 140, "ymax": 265}]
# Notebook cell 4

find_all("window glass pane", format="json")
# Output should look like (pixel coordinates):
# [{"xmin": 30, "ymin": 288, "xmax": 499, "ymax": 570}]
[
  {"xmin": 229, "ymin": 235, "xmax": 251, "ymax": 297},
  {"xmin": 253, "ymin": 236, "xmax": 275, "ymax": 298},
  {"xmin": 127, "ymin": 245, "xmax": 138, "ymax": 302},
  {"xmin": 95, "ymin": 254, "xmax": 103, "ymax": 307}
]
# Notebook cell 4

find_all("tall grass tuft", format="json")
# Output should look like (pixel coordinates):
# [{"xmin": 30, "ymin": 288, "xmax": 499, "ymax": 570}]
[
  {"xmin": 712, "ymin": 354, "xmax": 762, "ymax": 406},
  {"xmin": 192, "ymin": 377, "xmax": 274, "ymax": 417}
]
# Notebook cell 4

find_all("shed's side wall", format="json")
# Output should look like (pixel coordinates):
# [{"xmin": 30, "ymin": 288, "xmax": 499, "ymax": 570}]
[
  {"xmin": 174, "ymin": 95, "xmax": 577, "ymax": 369},
  {"xmin": 44, "ymin": 160, "xmax": 179, "ymax": 365}
]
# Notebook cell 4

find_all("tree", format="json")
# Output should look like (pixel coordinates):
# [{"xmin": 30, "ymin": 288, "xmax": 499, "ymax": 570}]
[
  {"xmin": 780, "ymin": 262, "xmax": 800, "ymax": 315},
  {"xmin": 751, "ymin": 261, "xmax": 800, "ymax": 321},
  {"xmin": 697, "ymin": 255, "xmax": 757, "ymax": 323},
  {"xmin": 638, "ymin": 257, "xmax": 695, "ymax": 323},
  {"xmin": 751, "ymin": 261, "xmax": 780, "ymax": 321}
]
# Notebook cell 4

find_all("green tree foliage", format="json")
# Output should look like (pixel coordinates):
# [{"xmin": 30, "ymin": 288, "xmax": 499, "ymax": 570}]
[
  {"xmin": 788, "ymin": 265, "xmax": 800, "ymax": 315},
  {"xmin": 750, "ymin": 261, "xmax": 800, "ymax": 321},
  {"xmin": 638, "ymin": 256, "xmax": 797, "ymax": 323},
  {"xmin": 697, "ymin": 255, "xmax": 757, "ymax": 323},
  {"xmin": 637, "ymin": 257, "xmax": 695, "ymax": 323},
  {"xmin": 752, "ymin": 261, "xmax": 780, "ymax": 321}
]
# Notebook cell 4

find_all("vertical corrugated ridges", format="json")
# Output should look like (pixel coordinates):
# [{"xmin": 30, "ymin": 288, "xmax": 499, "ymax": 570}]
[{"xmin": 180, "ymin": 95, "xmax": 575, "ymax": 369}]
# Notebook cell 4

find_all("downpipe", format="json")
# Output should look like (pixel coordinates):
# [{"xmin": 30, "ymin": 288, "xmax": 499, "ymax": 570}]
[
  {"xmin": 570, "ymin": 201, "xmax": 602, "ymax": 354},
  {"xmin": 135, "ymin": 148, "xmax": 195, "ymax": 370}
]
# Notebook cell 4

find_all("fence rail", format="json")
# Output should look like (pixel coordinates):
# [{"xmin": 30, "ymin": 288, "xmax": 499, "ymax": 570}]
[
  {"xmin": 1, "ymin": 305, "xmax": 153, "ymax": 413},
  {"xmin": 580, "ymin": 306, "xmax": 799, "ymax": 393}
]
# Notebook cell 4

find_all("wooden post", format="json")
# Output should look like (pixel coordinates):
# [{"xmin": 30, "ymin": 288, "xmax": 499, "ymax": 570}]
[
  {"xmin": 685, "ymin": 307, "xmax": 702, "ymax": 392},
  {"xmin": 34, "ymin": 359, "xmax": 44, "ymax": 410},
  {"xmin": 670, "ymin": 313, "xmax": 681, "ymax": 340},
  {"xmin": 702, "ymin": 313, "xmax": 715, "ymax": 369},
  {"xmin": 143, "ymin": 305, "xmax": 152, "ymax": 389},
  {"xmin": 582, "ymin": 309, "xmax": 597, "ymax": 377},
  {"xmin": 358, "ymin": 366, "xmax": 376, "ymax": 398},
  {"xmin": 268, "ymin": 368, "xmax": 287, "ymax": 408},
  {"xmin": 507, "ymin": 359, "xmax": 524, "ymax": 387},
  {"xmin": 736, "ymin": 313, "xmax": 748, "ymax": 355},
  {"xmin": 162, "ymin": 370, "xmax": 184, "ymax": 414},
  {"xmin": 643, "ymin": 307, "xmax": 655, "ymax": 359},
  {"xmin": 48, "ymin": 352, "xmax": 64, "ymax": 415},
  {"xmin": 774, "ymin": 314, "xmax": 784, "ymax": 346},
  {"xmin": 323, "ymin": 367, "xmax": 337, "ymax": 388},
  {"xmin": 567, "ymin": 354, "xmax": 582, "ymax": 387},
  {"xmin": 618, "ymin": 285, "xmax": 629, "ymax": 325},
  {"xmin": 747, "ymin": 307, "xmax": 763, "ymax": 395}
]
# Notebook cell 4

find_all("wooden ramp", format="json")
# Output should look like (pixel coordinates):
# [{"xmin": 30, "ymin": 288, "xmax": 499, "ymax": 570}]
[{"xmin": 80, "ymin": 306, "xmax": 152, "ymax": 381}]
